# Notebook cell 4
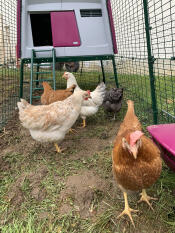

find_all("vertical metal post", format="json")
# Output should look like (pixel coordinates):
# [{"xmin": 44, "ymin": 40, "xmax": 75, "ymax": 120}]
[
  {"xmin": 143, "ymin": 0, "xmax": 158, "ymax": 124},
  {"xmin": 19, "ymin": 59, "xmax": 24, "ymax": 98},
  {"xmin": 112, "ymin": 56, "xmax": 119, "ymax": 87},
  {"xmin": 100, "ymin": 60, "xmax": 105, "ymax": 83},
  {"xmin": 30, "ymin": 50, "xmax": 34, "ymax": 104},
  {"xmin": 52, "ymin": 48, "xmax": 56, "ymax": 90}
]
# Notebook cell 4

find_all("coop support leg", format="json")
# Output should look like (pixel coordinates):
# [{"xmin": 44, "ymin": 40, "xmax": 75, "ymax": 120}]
[
  {"xmin": 112, "ymin": 56, "xmax": 119, "ymax": 88},
  {"xmin": 52, "ymin": 48, "xmax": 56, "ymax": 90},
  {"xmin": 19, "ymin": 59, "xmax": 24, "ymax": 98},
  {"xmin": 100, "ymin": 60, "xmax": 105, "ymax": 83}
]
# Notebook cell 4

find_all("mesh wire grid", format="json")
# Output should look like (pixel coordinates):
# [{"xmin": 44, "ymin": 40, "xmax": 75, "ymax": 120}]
[
  {"xmin": 21, "ymin": 59, "xmax": 116, "ymax": 106},
  {"xmin": 0, "ymin": 0, "xmax": 175, "ymax": 130},
  {"xmin": 111, "ymin": 0, "xmax": 175, "ymax": 125},
  {"xmin": 0, "ymin": 0, "xmax": 19, "ymax": 130}
]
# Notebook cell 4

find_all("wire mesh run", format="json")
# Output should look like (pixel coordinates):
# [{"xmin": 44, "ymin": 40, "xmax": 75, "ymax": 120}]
[
  {"xmin": 111, "ymin": 0, "xmax": 175, "ymax": 124},
  {"xmin": 0, "ymin": 0, "xmax": 19, "ymax": 130},
  {"xmin": 21, "ymin": 59, "xmax": 116, "ymax": 106}
]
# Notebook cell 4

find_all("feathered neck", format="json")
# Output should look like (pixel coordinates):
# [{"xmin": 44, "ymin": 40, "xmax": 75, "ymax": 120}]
[
  {"xmin": 69, "ymin": 90, "xmax": 84, "ymax": 106},
  {"xmin": 67, "ymin": 74, "xmax": 81, "ymax": 91},
  {"xmin": 124, "ymin": 100, "xmax": 135, "ymax": 118}
]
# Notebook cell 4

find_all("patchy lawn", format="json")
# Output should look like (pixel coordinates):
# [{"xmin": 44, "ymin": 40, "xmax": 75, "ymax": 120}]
[{"xmin": 0, "ymin": 107, "xmax": 175, "ymax": 233}]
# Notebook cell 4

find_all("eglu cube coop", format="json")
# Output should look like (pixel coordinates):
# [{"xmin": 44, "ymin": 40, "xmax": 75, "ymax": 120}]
[{"xmin": 17, "ymin": 0, "xmax": 118, "ymax": 103}]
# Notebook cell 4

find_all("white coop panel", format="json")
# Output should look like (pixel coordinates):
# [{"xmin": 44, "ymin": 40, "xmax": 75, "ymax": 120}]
[{"xmin": 18, "ymin": 0, "xmax": 117, "ymax": 59}]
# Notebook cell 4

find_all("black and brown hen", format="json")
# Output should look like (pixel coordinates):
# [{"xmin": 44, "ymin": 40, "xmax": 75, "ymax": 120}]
[{"xmin": 103, "ymin": 87, "xmax": 123, "ymax": 120}]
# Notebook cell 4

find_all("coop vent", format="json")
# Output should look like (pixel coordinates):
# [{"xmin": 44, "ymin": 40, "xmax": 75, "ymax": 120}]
[{"xmin": 80, "ymin": 9, "xmax": 102, "ymax": 17}]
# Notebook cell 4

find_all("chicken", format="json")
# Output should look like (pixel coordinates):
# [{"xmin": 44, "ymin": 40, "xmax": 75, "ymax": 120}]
[
  {"xmin": 17, "ymin": 90, "xmax": 91, "ymax": 153},
  {"xmin": 41, "ymin": 82, "xmax": 76, "ymax": 105},
  {"xmin": 103, "ymin": 87, "xmax": 123, "ymax": 120},
  {"xmin": 112, "ymin": 100, "xmax": 162, "ymax": 227},
  {"xmin": 63, "ymin": 72, "xmax": 106, "ymax": 128}
]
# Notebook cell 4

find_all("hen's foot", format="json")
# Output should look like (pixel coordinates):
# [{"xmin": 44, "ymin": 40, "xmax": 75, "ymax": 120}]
[
  {"xmin": 78, "ymin": 119, "xmax": 86, "ymax": 128},
  {"xmin": 138, "ymin": 189, "xmax": 157, "ymax": 211},
  {"xmin": 117, "ymin": 207, "xmax": 139, "ymax": 227},
  {"xmin": 54, "ymin": 143, "xmax": 66, "ymax": 153},
  {"xmin": 69, "ymin": 128, "xmax": 78, "ymax": 134},
  {"xmin": 117, "ymin": 192, "xmax": 138, "ymax": 228}
]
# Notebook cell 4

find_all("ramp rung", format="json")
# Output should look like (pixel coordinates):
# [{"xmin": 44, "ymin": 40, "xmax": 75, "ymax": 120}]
[
  {"xmin": 32, "ymin": 96, "xmax": 41, "ymax": 99},
  {"xmin": 34, "ymin": 49, "xmax": 54, "ymax": 52},
  {"xmin": 33, "ymin": 63, "xmax": 52, "ymax": 67},
  {"xmin": 33, "ymin": 87, "xmax": 43, "ymax": 90},
  {"xmin": 34, "ymin": 71, "xmax": 52, "ymax": 74},
  {"xmin": 32, "ymin": 79, "xmax": 53, "ymax": 82}
]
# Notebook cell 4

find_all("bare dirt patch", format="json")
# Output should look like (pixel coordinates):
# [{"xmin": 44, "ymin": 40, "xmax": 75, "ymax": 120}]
[{"xmin": 59, "ymin": 170, "xmax": 109, "ymax": 218}]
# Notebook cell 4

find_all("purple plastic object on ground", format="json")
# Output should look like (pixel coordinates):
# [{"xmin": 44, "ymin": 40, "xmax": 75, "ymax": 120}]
[
  {"xmin": 147, "ymin": 124, "xmax": 175, "ymax": 172},
  {"xmin": 51, "ymin": 11, "xmax": 81, "ymax": 47}
]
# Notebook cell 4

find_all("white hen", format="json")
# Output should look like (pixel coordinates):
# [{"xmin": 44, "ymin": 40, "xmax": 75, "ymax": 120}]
[
  {"xmin": 17, "ymin": 90, "xmax": 91, "ymax": 153},
  {"xmin": 63, "ymin": 72, "xmax": 106, "ymax": 128}
]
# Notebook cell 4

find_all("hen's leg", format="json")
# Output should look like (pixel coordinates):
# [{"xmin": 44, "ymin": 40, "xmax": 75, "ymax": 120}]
[
  {"xmin": 54, "ymin": 143, "xmax": 65, "ymax": 153},
  {"xmin": 79, "ymin": 119, "xmax": 86, "ymax": 128},
  {"xmin": 138, "ymin": 189, "xmax": 157, "ymax": 210},
  {"xmin": 69, "ymin": 128, "xmax": 78, "ymax": 134},
  {"xmin": 117, "ymin": 191, "xmax": 139, "ymax": 227}
]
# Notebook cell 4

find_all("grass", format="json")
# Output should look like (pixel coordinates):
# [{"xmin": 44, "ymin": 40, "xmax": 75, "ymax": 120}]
[
  {"xmin": 117, "ymin": 73, "xmax": 175, "ymax": 123},
  {"xmin": 1, "ymin": 104, "xmax": 175, "ymax": 233},
  {"xmin": 0, "ymin": 62, "xmax": 175, "ymax": 232}
]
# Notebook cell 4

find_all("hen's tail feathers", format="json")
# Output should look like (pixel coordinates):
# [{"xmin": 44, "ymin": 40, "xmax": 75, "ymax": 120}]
[
  {"xmin": 95, "ymin": 82, "xmax": 106, "ymax": 96},
  {"xmin": 17, "ymin": 99, "xmax": 29, "ymax": 111},
  {"xmin": 90, "ymin": 82, "xmax": 106, "ymax": 106},
  {"xmin": 42, "ymin": 82, "xmax": 52, "ymax": 91}
]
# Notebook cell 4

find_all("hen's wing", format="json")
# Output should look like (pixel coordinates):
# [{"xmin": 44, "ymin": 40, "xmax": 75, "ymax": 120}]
[
  {"xmin": 103, "ymin": 88, "xmax": 123, "ymax": 113},
  {"xmin": 18, "ymin": 98, "xmax": 74, "ymax": 131}
]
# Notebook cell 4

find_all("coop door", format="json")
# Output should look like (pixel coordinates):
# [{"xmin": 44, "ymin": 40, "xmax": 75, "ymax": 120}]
[
  {"xmin": 30, "ymin": 14, "xmax": 53, "ymax": 46},
  {"xmin": 51, "ymin": 11, "xmax": 81, "ymax": 47}
]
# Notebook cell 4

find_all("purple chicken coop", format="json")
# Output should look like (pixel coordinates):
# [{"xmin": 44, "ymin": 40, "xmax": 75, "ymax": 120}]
[
  {"xmin": 17, "ymin": 0, "xmax": 117, "ymax": 59},
  {"xmin": 17, "ymin": 0, "xmax": 118, "ymax": 103}
]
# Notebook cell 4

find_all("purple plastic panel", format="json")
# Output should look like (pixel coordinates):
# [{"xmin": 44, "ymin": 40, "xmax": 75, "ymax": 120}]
[
  {"xmin": 107, "ymin": 0, "xmax": 118, "ymax": 54},
  {"xmin": 51, "ymin": 11, "xmax": 81, "ymax": 47},
  {"xmin": 147, "ymin": 124, "xmax": 175, "ymax": 156},
  {"xmin": 147, "ymin": 124, "xmax": 175, "ymax": 172},
  {"xmin": 17, "ymin": 0, "xmax": 21, "ymax": 59}
]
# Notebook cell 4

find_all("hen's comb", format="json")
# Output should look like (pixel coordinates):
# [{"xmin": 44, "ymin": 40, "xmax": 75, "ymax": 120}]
[
  {"xmin": 87, "ymin": 90, "xmax": 91, "ymax": 95},
  {"xmin": 130, "ymin": 131, "xmax": 144, "ymax": 146}
]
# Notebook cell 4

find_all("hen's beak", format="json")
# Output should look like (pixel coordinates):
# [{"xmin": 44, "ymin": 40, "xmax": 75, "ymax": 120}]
[
  {"xmin": 62, "ymin": 72, "xmax": 68, "ymax": 80},
  {"xmin": 131, "ymin": 147, "xmax": 138, "ymax": 159}
]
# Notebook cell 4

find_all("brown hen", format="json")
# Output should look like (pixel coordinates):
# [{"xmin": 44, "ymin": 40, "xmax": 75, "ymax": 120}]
[
  {"xmin": 112, "ymin": 100, "xmax": 162, "ymax": 227},
  {"xmin": 41, "ymin": 82, "xmax": 76, "ymax": 105}
]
